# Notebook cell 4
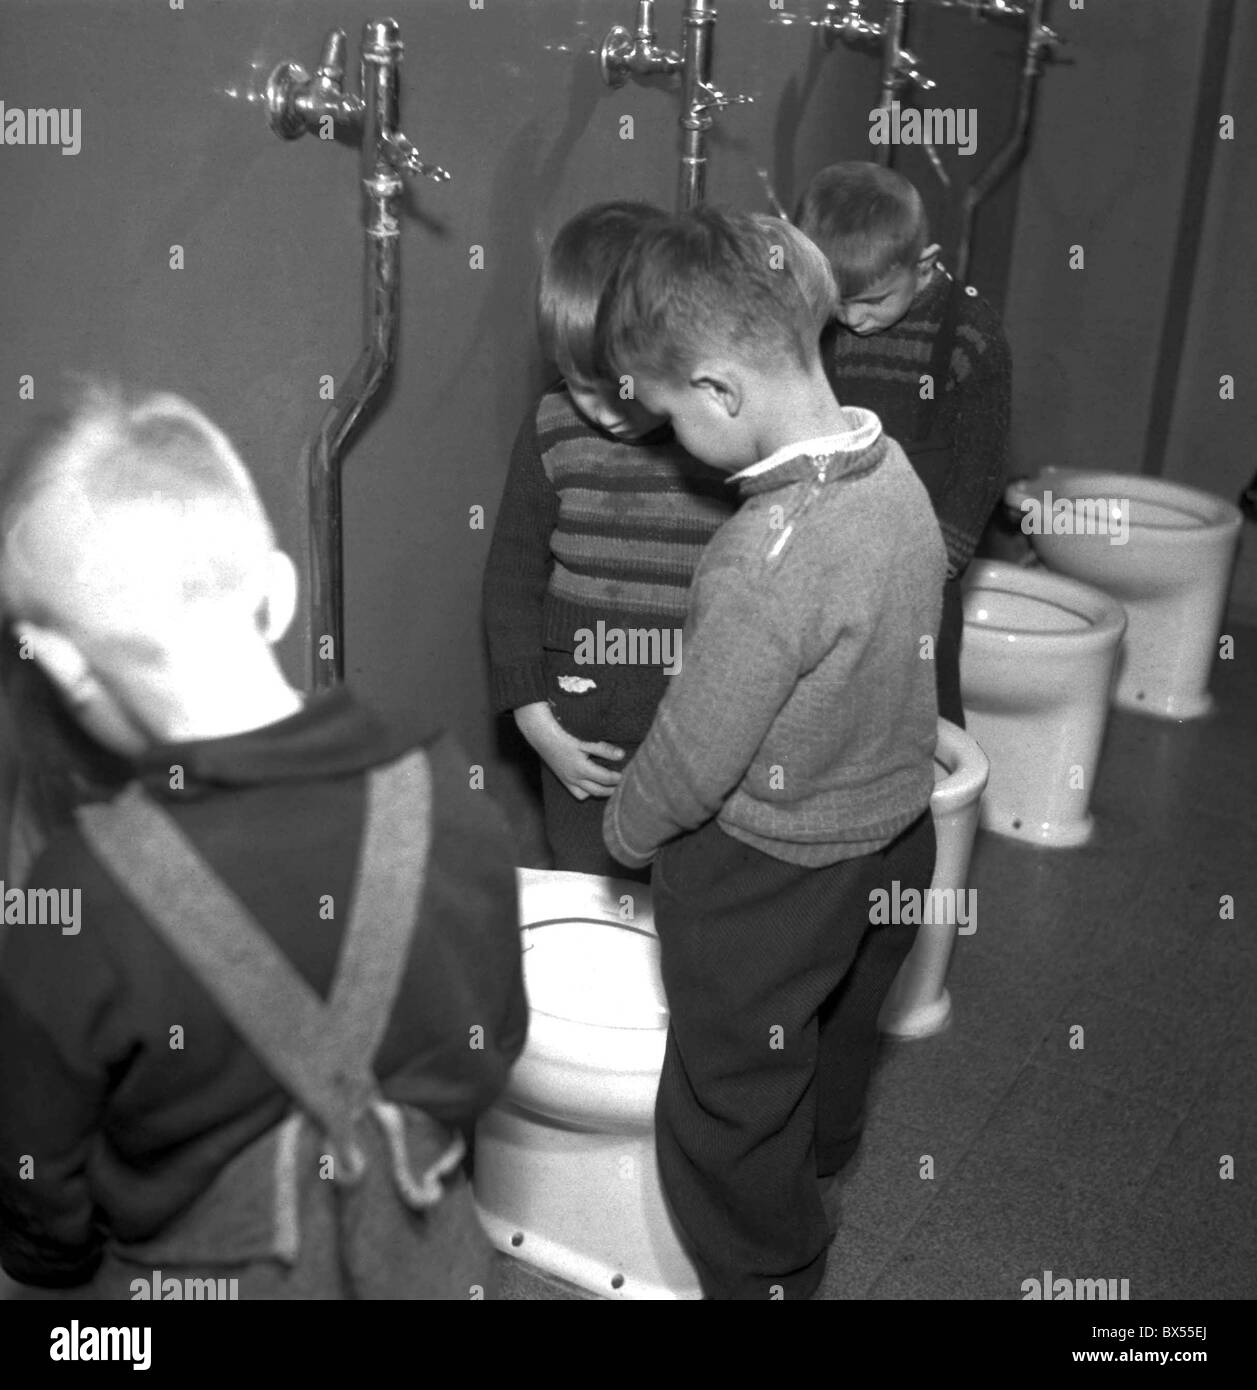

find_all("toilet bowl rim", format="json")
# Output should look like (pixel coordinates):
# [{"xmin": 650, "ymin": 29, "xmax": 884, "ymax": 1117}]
[
  {"xmin": 515, "ymin": 867, "xmax": 659, "ymax": 938},
  {"xmin": 963, "ymin": 560, "xmax": 1127, "ymax": 648},
  {"xmin": 1006, "ymin": 469, "xmax": 1243, "ymax": 535},
  {"xmin": 509, "ymin": 1005, "xmax": 669, "ymax": 1088}
]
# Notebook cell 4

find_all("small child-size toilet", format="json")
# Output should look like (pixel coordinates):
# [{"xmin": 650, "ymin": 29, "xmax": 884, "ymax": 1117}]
[
  {"xmin": 473, "ymin": 867, "xmax": 697, "ymax": 1301},
  {"xmin": 959, "ymin": 559, "xmax": 1127, "ymax": 847},
  {"xmin": 1005, "ymin": 468, "xmax": 1242, "ymax": 720},
  {"xmin": 473, "ymin": 719, "xmax": 991, "ymax": 1299}
]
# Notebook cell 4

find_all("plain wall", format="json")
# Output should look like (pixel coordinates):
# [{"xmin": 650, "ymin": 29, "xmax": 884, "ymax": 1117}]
[
  {"xmin": 1160, "ymin": 0, "xmax": 1257, "ymax": 624},
  {"xmin": 0, "ymin": 0, "xmax": 1024, "ymax": 859},
  {"xmin": 1002, "ymin": 0, "xmax": 1215, "ymax": 477}
]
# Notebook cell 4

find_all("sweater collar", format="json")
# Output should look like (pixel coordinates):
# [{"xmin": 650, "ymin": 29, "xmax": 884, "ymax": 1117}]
[
  {"xmin": 731, "ymin": 407, "xmax": 886, "ymax": 496},
  {"xmin": 134, "ymin": 684, "xmax": 408, "ymax": 794}
]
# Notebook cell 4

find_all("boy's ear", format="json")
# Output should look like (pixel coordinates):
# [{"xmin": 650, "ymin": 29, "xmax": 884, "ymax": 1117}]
[
  {"xmin": 257, "ymin": 547, "xmax": 298, "ymax": 644},
  {"xmin": 917, "ymin": 243, "xmax": 942, "ymax": 284},
  {"xmin": 257, "ymin": 550, "xmax": 298, "ymax": 645},
  {"xmin": 14, "ymin": 621, "xmax": 96, "ymax": 705},
  {"xmin": 691, "ymin": 365, "xmax": 743, "ymax": 418}
]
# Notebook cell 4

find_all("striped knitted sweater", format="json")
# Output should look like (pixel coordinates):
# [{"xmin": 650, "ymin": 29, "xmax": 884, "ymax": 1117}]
[
  {"xmin": 824, "ymin": 268, "xmax": 1011, "ymax": 578},
  {"xmin": 482, "ymin": 384, "xmax": 736, "ymax": 719},
  {"xmin": 603, "ymin": 409, "xmax": 946, "ymax": 870}
]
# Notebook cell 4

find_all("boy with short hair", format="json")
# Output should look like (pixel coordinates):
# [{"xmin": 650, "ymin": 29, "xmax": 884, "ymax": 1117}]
[
  {"xmin": 482, "ymin": 201, "xmax": 736, "ymax": 879},
  {"xmin": 597, "ymin": 208, "xmax": 944, "ymax": 1300},
  {"xmin": 0, "ymin": 386, "xmax": 526, "ymax": 1298},
  {"xmin": 796, "ymin": 160, "xmax": 1012, "ymax": 726}
]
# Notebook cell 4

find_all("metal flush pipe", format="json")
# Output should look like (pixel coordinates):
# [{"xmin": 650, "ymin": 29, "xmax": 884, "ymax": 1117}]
[
  {"xmin": 820, "ymin": 2, "xmax": 940, "ymax": 179},
  {"xmin": 875, "ymin": 0, "xmax": 910, "ymax": 166},
  {"xmin": 953, "ymin": 0, "xmax": 1062, "ymax": 284},
  {"xmin": 600, "ymin": 0, "xmax": 750, "ymax": 212},
  {"xmin": 266, "ymin": 20, "xmax": 449, "ymax": 690}
]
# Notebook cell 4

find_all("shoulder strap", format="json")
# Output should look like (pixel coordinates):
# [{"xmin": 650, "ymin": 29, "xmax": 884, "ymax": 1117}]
[
  {"xmin": 76, "ymin": 750, "xmax": 433, "ymax": 1139},
  {"xmin": 915, "ymin": 275, "xmax": 963, "ymax": 442}
]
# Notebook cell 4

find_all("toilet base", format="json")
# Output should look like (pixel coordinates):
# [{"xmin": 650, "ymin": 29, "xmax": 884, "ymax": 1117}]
[
  {"xmin": 880, "ymin": 987, "xmax": 952, "ymax": 1040},
  {"xmin": 474, "ymin": 1102, "xmax": 702, "ymax": 1301},
  {"xmin": 978, "ymin": 801, "xmax": 1096, "ymax": 848},
  {"xmin": 1113, "ymin": 684, "xmax": 1215, "ymax": 722}
]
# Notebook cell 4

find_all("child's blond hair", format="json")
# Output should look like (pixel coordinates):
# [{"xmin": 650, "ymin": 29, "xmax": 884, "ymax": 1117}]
[{"xmin": 0, "ymin": 383, "xmax": 275, "ymax": 657}]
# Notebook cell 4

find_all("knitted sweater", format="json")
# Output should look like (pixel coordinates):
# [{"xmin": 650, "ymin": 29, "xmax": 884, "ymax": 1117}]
[
  {"xmin": 603, "ymin": 408, "xmax": 945, "ymax": 869},
  {"xmin": 482, "ymin": 385, "xmax": 735, "ymax": 722},
  {"xmin": 0, "ymin": 688, "xmax": 526, "ymax": 1287},
  {"xmin": 824, "ymin": 268, "xmax": 1011, "ymax": 578}
]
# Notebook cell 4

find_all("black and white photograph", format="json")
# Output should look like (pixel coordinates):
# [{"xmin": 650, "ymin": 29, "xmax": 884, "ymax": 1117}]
[{"xmin": 0, "ymin": 0, "xmax": 1251, "ymax": 1357}]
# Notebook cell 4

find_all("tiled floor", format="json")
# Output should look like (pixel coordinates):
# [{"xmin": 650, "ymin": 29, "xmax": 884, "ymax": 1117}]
[{"xmin": 496, "ymin": 623, "xmax": 1257, "ymax": 1300}]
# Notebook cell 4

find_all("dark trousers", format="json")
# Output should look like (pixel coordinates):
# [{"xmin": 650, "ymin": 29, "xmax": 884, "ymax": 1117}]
[
  {"xmin": 651, "ymin": 806, "xmax": 936, "ymax": 1300},
  {"xmin": 936, "ymin": 575, "xmax": 966, "ymax": 728}
]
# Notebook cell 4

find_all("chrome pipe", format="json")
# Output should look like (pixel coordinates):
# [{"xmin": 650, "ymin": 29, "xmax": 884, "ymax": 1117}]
[
  {"xmin": 676, "ymin": 0, "xmax": 752, "ymax": 211},
  {"xmin": 306, "ymin": 22, "xmax": 404, "ymax": 692},
  {"xmin": 268, "ymin": 20, "xmax": 449, "ymax": 689},
  {"xmin": 679, "ymin": 0, "xmax": 717, "ymax": 209},
  {"xmin": 600, "ymin": 0, "xmax": 682, "ymax": 88},
  {"xmin": 876, "ymin": 0, "xmax": 910, "ymax": 166},
  {"xmin": 954, "ymin": 0, "xmax": 1059, "ymax": 284}
]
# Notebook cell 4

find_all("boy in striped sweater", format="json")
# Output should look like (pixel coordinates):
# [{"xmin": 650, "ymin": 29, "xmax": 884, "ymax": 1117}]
[
  {"xmin": 797, "ymin": 162, "xmax": 1012, "ymax": 726},
  {"xmin": 483, "ymin": 202, "xmax": 738, "ymax": 878}
]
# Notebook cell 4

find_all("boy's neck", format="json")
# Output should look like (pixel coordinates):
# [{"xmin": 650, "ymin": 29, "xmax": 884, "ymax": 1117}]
[
  {"xmin": 127, "ymin": 643, "xmax": 305, "ymax": 747},
  {"xmin": 751, "ymin": 360, "xmax": 851, "ymax": 461}
]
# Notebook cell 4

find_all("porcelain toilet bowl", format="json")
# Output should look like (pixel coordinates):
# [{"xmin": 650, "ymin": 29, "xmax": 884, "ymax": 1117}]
[
  {"xmin": 1005, "ymin": 468, "xmax": 1242, "ymax": 720},
  {"xmin": 879, "ymin": 718, "xmax": 990, "ymax": 1039},
  {"xmin": 959, "ymin": 560, "xmax": 1127, "ymax": 847},
  {"xmin": 473, "ymin": 869, "xmax": 701, "ymax": 1301}
]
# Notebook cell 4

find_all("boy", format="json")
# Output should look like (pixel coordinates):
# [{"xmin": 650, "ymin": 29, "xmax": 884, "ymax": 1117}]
[
  {"xmin": 796, "ymin": 161, "xmax": 1012, "ymax": 726},
  {"xmin": 482, "ymin": 201, "xmax": 736, "ymax": 879},
  {"xmin": 0, "ymin": 387, "xmax": 526, "ymax": 1298},
  {"xmin": 597, "ymin": 209, "xmax": 944, "ymax": 1300}
]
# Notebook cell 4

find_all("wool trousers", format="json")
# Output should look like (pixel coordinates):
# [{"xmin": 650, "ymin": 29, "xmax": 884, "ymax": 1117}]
[{"xmin": 651, "ymin": 806, "xmax": 936, "ymax": 1300}]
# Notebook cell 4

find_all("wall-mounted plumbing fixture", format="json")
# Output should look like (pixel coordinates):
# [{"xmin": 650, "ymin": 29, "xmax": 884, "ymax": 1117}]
[
  {"xmin": 600, "ymin": 0, "xmax": 683, "ymax": 86},
  {"xmin": 948, "ymin": 0, "xmax": 1063, "ymax": 283},
  {"xmin": 267, "ymin": 21, "xmax": 450, "ymax": 690},
  {"xmin": 819, "ymin": 1, "xmax": 940, "ymax": 174},
  {"xmin": 600, "ymin": 1, "xmax": 753, "ymax": 211}
]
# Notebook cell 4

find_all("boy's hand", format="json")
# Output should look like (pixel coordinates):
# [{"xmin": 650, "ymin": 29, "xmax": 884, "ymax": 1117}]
[{"xmin": 513, "ymin": 702, "xmax": 625, "ymax": 800}]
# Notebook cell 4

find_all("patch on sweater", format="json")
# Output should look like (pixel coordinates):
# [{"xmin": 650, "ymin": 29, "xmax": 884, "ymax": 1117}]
[{"xmin": 557, "ymin": 675, "xmax": 597, "ymax": 694}]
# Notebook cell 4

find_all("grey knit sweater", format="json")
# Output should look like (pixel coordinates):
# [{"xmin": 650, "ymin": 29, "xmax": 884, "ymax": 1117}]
[{"xmin": 602, "ymin": 408, "xmax": 945, "ymax": 869}]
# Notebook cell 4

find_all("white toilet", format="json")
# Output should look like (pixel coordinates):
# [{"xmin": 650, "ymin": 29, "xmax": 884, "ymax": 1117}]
[
  {"xmin": 473, "ymin": 867, "xmax": 697, "ymax": 1301},
  {"xmin": 878, "ymin": 718, "xmax": 989, "ymax": 1040},
  {"xmin": 959, "ymin": 559, "xmax": 1127, "ymax": 847},
  {"xmin": 473, "ymin": 719, "xmax": 991, "ymax": 1299},
  {"xmin": 1005, "ymin": 468, "xmax": 1242, "ymax": 720}
]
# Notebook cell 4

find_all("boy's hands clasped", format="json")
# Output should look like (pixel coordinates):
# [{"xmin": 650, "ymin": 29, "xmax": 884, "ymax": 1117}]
[{"xmin": 514, "ymin": 701, "xmax": 625, "ymax": 800}]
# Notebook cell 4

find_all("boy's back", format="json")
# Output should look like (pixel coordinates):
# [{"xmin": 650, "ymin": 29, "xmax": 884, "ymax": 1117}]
[
  {"xmin": 0, "ymin": 387, "xmax": 526, "ymax": 1297},
  {"xmin": 605, "ymin": 410, "xmax": 943, "ymax": 868},
  {"xmin": 0, "ymin": 687, "xmax": 525, "ymax": 1290}
]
